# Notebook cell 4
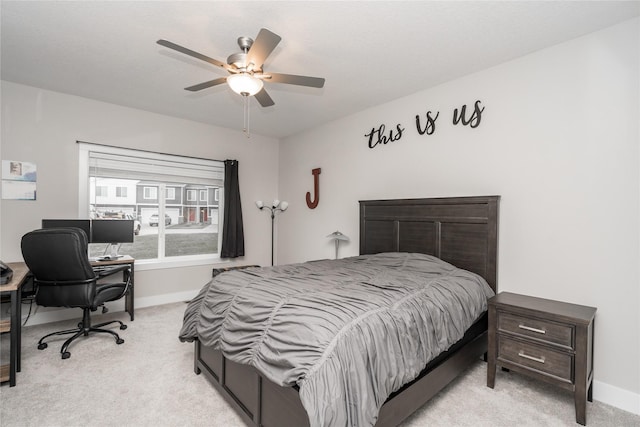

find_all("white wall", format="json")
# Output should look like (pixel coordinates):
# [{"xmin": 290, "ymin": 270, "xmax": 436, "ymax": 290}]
[
  {"xmin": 1, "ymin": 81, "xmax": 280, "ymax": 303},
  {"xmin": 279, "ymin": 18, "xmax": 640, "ymax": 413}
]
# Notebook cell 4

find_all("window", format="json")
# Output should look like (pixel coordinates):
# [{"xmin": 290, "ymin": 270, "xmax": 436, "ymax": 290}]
[
  {"xmin": 116, "ymin": 186, "xmax": 127, "ymax": 197},
  {"xmin": 166, "ymin": 188, "xmax": 175, "ymax": 200},
  {"xmin": 144, "ymin": 187, "xmax": 157, "ymax": 200},
  {"xmin": 96, "ymin": 186, "xmax": 108, "ymax": 197},
  {"xmin": 214, "ymin": 188, "xmax": 220, "ymax": 201},
  {"xmin": 79, "ymin": 143, "xmax": 224, "ymax": 265},
  {"xmin": 200, "ymin": 189, "xmax": 207, "ymax": 202}
]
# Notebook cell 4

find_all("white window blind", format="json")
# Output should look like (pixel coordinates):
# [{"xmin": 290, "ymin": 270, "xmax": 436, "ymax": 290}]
[{"xmin": 88, "ymin": 151, "xmax": 224, "ymax": 186}]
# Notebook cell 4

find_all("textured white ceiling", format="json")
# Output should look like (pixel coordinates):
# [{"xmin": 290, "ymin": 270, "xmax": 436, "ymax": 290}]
[{"xmin": 2, "ymin": 1, "xmax": 638, "ymax": 138}]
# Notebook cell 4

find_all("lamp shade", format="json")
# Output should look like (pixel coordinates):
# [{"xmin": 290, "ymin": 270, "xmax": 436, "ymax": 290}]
[
  {"xmin": 227, "ymin": 73, "xmax": 264, "ymax": 96},
  {"xmin": 327, "ymin": 230, "xmax": 349, "ymax": 259},
  {"xmin": 280, "ymin": 201, "xmax": 289, "ymax": 211},
  {"xmin": 255, "ymin": 200, "xmax": 264, "ymax": 209},
  {"xmin": 327, "ymin": 231, "xmax": 349, "ymax": 241}
]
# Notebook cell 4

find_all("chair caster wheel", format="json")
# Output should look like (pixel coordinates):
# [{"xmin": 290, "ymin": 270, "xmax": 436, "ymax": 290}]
[
  {"xmin": 62, "ymin": 352, "xmax": 71, "ymax": 359},
  {"xmin": 120, "ymin": 325, "xmax": 127, "ymax": 330},
  {"xmin": 116, "ymin": 338, "xmax": 124, "ymax": 345},
  {"xmin": 38, "ymin": 343, "xmax": 48, "ymax": 350},
  {"xmin": 78, "ymin": 322, "xmax": 83, "ymax": 328}
]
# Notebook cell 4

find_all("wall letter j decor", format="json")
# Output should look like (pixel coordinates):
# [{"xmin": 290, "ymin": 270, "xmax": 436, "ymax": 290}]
[{"xmin": 306, "ymin": 168, "xmax": 321, "ymax": 209}]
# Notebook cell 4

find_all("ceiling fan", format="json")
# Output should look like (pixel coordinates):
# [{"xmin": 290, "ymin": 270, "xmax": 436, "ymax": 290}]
[{"xmin": 157, "ymin": 28, "xmax": 325, "ymax": 108}]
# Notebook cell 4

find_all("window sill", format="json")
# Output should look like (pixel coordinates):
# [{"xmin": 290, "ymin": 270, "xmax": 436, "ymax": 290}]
[{"xmin": 134, "ymin": 255, "xmax": 231, "ymax": 272}]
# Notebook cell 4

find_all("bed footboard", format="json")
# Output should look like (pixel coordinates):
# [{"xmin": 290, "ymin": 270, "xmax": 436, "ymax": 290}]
[
  {"xmin": 195, "ymin": 339, "xmax": 310, "ymax": 427},
  {"xmin": 193, "ymin": 326, "xmax": 487, "ymax": 427}
]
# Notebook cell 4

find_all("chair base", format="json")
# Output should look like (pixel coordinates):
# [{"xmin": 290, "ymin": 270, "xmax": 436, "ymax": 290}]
[{"xmin": 37, "ymin": 307, "xmax": 127, "ymax": 359}]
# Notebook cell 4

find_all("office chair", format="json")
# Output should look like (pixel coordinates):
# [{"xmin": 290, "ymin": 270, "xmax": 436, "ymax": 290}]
[{"xmin": 21, "ymin": 227, "xmax": 130, "ymax": 359}]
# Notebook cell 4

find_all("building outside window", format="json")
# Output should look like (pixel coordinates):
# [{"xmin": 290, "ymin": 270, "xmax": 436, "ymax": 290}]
[
  {"xmin": 79, "ymin": 143, "xmax": 224, "ymax": 264},
  {"xmin": 200, "ymin": 189, "xmax": 207, "ymax": 202}
]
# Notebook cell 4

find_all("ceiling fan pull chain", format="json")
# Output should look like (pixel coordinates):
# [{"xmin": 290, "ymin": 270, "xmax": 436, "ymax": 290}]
[{"xmin": 243, "ymin": 94, "xmax": 251, "ymax": 138}]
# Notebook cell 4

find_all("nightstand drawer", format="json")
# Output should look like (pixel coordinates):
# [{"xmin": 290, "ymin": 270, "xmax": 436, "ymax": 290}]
[
  {"xmin": 498, "ymin": 312, "xmax": 573, "ymax": 349},
  {"xmin": 498, "ymin": 337, "xmax": 573, "ymax": 383}
]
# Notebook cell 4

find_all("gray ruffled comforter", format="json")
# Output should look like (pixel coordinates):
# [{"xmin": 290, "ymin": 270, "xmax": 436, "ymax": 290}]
[{"xmin": 179, "ymin": 252, "xmax": 494, "ymax": 427}]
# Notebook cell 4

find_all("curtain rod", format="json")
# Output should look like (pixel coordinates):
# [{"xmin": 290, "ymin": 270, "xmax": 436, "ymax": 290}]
[{"xmin": 76, "ymin": 140, "xmax": 226, "ymax": 163}]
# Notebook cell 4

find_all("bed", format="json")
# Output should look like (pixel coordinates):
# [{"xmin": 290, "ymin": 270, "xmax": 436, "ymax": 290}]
[{"xmin": 181, "ymin": 196, "xmax": 499, "ymax": 427}]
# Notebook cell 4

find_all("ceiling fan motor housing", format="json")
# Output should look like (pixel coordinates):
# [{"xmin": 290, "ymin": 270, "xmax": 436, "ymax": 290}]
[
  {"xmin": 227, "ymin": 52, "xmax": 248, "ymax": 70},
  {"xmin": 228, "ymin": 36, "xmax": 255, "ymax": 70}
]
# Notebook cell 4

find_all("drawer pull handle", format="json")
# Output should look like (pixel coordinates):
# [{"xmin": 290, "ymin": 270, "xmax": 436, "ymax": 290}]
[
  {"xmin": 518, "ymin": 324, "xmax": 546, "ymax": 334},
  {"xmin": 518, "ymin": 351, "xmax": 545, "ymax": 364}
]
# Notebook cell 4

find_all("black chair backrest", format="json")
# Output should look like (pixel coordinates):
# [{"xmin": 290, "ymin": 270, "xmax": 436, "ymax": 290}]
[{"xmin": 21, "ymin": 228, "xmax": 97, "ymax": 308}]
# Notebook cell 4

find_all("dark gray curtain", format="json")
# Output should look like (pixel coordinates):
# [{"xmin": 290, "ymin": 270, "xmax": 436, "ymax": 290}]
[{"xmin": 220, "ymin": 160, "xmax": 245, "ymax": 258}]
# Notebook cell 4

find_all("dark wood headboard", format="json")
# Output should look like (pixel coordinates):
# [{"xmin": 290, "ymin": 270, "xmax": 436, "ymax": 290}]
[{"xmin": 359, "ymin": 196, "xmax": 500, "ymax": 292}]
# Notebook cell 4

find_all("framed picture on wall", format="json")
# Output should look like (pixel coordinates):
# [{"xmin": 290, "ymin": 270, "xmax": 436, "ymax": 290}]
[{"xmin": 2, "ymin": 160, "xmax": 37, "ymax": 200}]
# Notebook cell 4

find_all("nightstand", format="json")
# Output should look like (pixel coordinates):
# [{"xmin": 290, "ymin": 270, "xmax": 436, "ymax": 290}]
[{"xmin": 487, "ymin": 292, "xmax": 597, "ymax": 425}]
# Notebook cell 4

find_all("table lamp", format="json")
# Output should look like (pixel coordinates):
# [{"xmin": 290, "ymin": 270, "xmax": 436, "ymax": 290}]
[{"xmin": 327, "ymin": 231, "xmax": 349, "ymax": 259}]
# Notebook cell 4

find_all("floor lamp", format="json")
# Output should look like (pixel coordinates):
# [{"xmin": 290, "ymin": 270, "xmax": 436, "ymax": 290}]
[{"xmin": 256, "ymin": 200, "xmax": 288, "ymax": 266}]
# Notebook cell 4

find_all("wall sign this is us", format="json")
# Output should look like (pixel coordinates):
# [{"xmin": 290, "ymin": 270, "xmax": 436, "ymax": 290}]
[{"xmin": 364, "ymin": 100, "xmax": 485, "ymax": 149}]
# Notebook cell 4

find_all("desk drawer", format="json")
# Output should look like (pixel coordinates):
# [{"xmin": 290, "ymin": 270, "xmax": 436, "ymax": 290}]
[
  {"xmin": 498, "ymin": 336, "xmax": 573, "ymax": 383},
  {"xmin": 498, "ymin": 312, "xmax": 573, "ymax": 349}
]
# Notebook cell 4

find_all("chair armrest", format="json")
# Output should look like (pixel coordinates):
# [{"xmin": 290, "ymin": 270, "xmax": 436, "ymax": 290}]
[
  {"xmin": 95, "ymin": 264, "xmax": 130, "ymax": 278},
  {"xmin": 97, "ymin": 282, "xmax": 128, "ymax": 292},
  {"xmin": 94, "ymin": 279, "xmax": 131, "ymax": 307}
]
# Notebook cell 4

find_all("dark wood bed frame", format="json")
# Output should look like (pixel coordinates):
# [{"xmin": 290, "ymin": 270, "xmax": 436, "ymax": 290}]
[{"xmin": 192, "ymin": 196, "xmax": 500, "ymax": 427}]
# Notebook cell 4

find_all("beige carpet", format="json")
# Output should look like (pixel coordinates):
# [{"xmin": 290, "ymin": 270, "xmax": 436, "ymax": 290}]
[{"xmin": 1, "ymin": 302, "xmax": 638, "ymax": 427}]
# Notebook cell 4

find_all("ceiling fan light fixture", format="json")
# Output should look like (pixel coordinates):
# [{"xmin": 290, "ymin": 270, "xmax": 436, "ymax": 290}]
[{"xmin": 227, "ymin": 73, "xmax": 263, "ymax": 96}]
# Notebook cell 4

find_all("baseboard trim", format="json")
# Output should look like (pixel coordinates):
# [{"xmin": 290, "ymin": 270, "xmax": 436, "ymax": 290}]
[
  {"xmin": 593, "ymin": 379, "xmax": 640, "ymax": 416},
  {"xmin": 20, "ymin": 289, "xmax": 200, "ymax": 327},
  {"xmin": 19, "ymin": 293, "xmax": 640, "ymax": 417}
]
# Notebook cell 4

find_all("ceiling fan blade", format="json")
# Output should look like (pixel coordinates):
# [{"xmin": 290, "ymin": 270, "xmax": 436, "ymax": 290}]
[
  {"xmin": 185, "ymin": 77, "xmax": 228, "ymax": 92},
  {"xmin": 255, "ymin": 88, "xmax": 275, "ymax": 107},
  {"xmin": 266, "ymin": 73, "xmax": 325, "ymax": 88},
  {"xmin": 246, "ymin": 29, "xmax": 281, "ymax": 70},
  {"xmin": 157, "ymin": 39, "xmax": 231, "ymax": 71}
]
